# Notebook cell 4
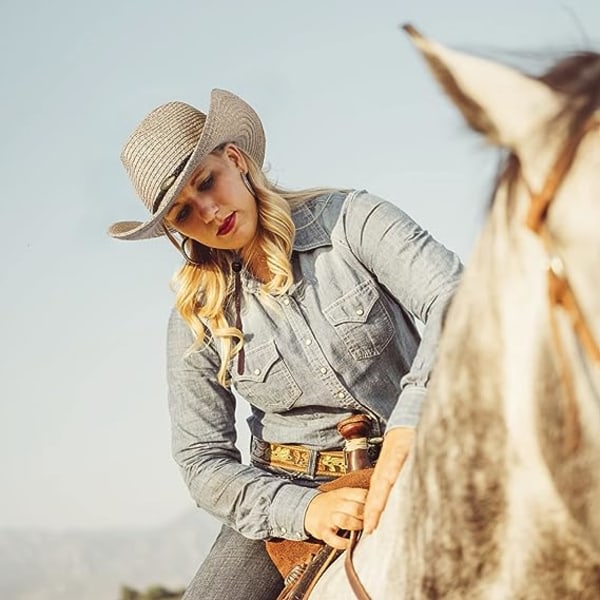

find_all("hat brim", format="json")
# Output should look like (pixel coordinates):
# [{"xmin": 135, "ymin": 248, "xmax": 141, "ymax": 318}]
[{"xmin": 108, "ymin": 89, "xmax": 266, "ymax": 241}]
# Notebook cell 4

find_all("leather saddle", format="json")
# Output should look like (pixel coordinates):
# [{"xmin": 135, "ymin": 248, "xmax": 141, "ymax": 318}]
[{"xmin": 266, "ymin": 415, "xmax": 375, "ymax": 600}]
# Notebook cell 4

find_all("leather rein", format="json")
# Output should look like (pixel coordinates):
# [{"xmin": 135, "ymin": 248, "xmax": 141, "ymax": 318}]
[{"xmin": 524, "ymin": 117, "xmax": 600, "ymax": 453}]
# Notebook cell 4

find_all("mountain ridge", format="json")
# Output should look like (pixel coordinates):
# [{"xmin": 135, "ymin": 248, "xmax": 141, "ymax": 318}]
[{"xmin": 0, "ymin": 510, "xmax": 220, "ymax": 600}]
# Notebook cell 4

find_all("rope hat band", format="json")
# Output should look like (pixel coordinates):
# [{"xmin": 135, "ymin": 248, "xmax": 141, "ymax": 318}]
[{"xmin": 108, "ymin": 88, "xmax": 266, "ymax": 241}]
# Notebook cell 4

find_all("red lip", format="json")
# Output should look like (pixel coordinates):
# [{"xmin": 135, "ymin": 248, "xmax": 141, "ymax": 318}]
[{"xmin": 217, "ymin": 213, "xmax": 236, "ymax": 236}]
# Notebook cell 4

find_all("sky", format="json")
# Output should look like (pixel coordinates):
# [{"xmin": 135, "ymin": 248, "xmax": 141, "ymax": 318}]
[{"xmin": 1, "ymin": 0, "xmax": 598, "ymax": 533}]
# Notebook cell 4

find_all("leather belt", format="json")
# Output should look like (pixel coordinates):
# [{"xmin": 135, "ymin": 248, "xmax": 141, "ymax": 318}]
[
  {"xmin": 252, "ymin": 437, "xmax": 382, "ymax": 479},
  {"xmin": 251, "ymin": 439, "xmax": 347, "ymax": 478}
]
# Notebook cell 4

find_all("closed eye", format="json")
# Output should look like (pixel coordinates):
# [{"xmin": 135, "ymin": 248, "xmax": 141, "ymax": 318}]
[
  {"xmin": 197, "ymin": 174, "xmax": 213, "ymax": 192},
  {"xmin": 174, "ymin": 204, "xmax": 191, "ymax": 224}
]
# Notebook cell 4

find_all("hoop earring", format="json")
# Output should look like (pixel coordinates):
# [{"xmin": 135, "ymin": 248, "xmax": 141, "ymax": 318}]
[
  {"xmin": 162, "ymin": 224, "xmax": 213, "ymax": 266},
  {"xmin": 180, "ymin": 236, "xmax": 199, "ymax": 265},
  {"xmin": 181, "ymin": 236, "xmax": 214, "ymax": 266},
  {"xmin": 241, "ymin": 171, "xmax": 255, "ymax": 196}
]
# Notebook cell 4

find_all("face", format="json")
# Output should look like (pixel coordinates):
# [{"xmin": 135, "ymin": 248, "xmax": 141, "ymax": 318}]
[{"xmin": 164, "ymin": 144, "xmax": 258, "ymax": 252}]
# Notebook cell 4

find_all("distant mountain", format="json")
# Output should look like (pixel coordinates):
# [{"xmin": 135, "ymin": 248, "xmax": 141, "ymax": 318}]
[{"xmin": 0, "ymin": 511, "xmax": 220, "ymax": 600}]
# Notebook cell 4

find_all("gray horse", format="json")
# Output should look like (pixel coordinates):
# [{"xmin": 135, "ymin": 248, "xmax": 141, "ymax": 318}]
[{"xmin": 311, "ymin": 26, "xmax": 600, "ymax": 600}]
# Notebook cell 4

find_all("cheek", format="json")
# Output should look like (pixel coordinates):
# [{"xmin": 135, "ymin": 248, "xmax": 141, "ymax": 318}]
[
  {"xmin": 173, "ymin": 218, "xmax": 211, "ymax": 244},
  {"xmin": 247, "ymin": 202, "xmax": 260, "ymax": 231}
]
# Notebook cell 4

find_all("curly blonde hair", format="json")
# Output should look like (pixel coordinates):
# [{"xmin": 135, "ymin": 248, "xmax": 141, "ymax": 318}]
[{"xmin": 170, "ymin": 146, "xmax": 336, "ymax": 386}]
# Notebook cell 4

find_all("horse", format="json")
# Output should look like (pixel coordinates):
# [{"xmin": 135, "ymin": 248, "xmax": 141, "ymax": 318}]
[{"xmin": 310, "ymin": 25, "xmax": 600, "ymax": 599}]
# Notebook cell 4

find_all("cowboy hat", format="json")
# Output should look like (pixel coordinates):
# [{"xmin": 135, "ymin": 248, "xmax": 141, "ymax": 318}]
[{"xmin": 108, "ymin": 89, "xmax": 266, "ymax": 241}]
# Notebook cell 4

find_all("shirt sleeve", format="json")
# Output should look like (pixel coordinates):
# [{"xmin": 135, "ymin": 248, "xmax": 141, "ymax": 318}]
[
  {"xmin": 167, "ymin": 309, "xmax": 319, "ymax": 541},
  {"xmin": 340, "ymin": 191, "xmax": 463, "ymax": 430}
]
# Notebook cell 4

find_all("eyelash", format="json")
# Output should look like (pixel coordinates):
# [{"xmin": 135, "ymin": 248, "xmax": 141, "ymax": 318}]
[
  {"xmin": 197, "ymin": 174, "xmax": 213, "ymax": 192},
  {"xmin": 175, "ymin": 205, "xmax": 191, "ymax": 223},
  {"xmin": 174, "ymin": 174, "xmax": 214, "ymax": 224}
]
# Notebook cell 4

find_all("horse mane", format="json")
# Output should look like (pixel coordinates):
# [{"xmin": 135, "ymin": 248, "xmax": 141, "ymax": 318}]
[{"xmin": 491, "ymin": 50, "xmax": 600, "ymax": 215}]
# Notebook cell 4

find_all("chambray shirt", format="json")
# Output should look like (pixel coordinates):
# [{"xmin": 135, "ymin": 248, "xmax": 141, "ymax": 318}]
[{"xmin": 167, "ymin": 190, "xmax": 463, "ymax": 541}]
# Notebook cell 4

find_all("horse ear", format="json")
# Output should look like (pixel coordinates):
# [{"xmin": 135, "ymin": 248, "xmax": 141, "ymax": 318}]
[{"xmin": 403, "ymin": 25, "xmax": 561, "ymax": 151}]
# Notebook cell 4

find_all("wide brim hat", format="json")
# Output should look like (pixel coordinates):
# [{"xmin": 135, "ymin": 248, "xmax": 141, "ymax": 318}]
[{"xmin": 108, "ymin": 89, "xmax": 266, "ymax": 241}]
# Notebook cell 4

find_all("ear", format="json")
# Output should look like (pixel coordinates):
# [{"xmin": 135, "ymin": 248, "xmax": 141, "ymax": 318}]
[
  {"xmin": 403, "ymin": 25, "xmax": 563, "ymax": 151},
  {"xmin": 224, "ymin": 143, "xmax": 248, "ymax": 173}
]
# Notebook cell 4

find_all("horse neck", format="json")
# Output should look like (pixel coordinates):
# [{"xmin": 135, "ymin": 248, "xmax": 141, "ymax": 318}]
[
  {"xmin": 395, "ymin": 218, "xmax": 509, "ymax": 594},
  {"xmin": 404, "ymin": 198, "xmax": 600, "ymax": 595},
  {"xmin": 486, "ymin": 187, "xmax": 600, "ymax": 551}
]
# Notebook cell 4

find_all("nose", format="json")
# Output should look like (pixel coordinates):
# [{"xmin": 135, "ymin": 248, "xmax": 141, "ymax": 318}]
[{"xmin": 192, "ymin": 196, "xmax": 219, "ymax": 224}]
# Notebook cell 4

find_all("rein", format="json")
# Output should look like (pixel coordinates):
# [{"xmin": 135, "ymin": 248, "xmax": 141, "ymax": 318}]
[{"xmin": 524, "ymin": 118, "xmax": 600, "ymax": 453}]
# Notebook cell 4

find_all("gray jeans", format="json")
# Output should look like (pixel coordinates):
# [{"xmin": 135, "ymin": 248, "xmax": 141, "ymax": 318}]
[{"xmin": 183, "ymin": 524, "xmax": 284, "ymax": 600}]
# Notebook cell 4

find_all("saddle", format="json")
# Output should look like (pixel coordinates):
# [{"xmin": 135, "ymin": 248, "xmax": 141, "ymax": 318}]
[{"xmin": 266, "ymin": 415, "xmax": 375, "ymax": 600}]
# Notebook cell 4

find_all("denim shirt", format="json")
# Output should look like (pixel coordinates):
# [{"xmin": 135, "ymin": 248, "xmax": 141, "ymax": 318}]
[{"xmin": 167, "ymin": 190, "xmax": 463, "ymax": 541}]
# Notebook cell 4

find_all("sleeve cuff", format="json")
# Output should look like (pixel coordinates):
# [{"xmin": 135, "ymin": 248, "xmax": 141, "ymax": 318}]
[
  {"xmin": 269, "ymin": 484, "xmax": 320, "ymax": 541},
  {"xmin": 386, "ymin": 386, "xmax": 426, "ymax": 431}
]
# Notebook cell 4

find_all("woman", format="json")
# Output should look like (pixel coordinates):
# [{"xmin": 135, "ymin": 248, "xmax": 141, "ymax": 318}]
[{"xmin": 109, "ymin": 89, "xmax": 463, "ymax": 599}]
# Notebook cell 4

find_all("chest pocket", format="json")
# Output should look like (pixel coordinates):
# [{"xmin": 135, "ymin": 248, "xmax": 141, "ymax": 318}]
[
  {"xmin": 323, "ymin": 280, "xmax": 394, "ymax": 360},
  {"xmin": 234, "ymin": 339, "xmax": 302, "ymax": 413}
]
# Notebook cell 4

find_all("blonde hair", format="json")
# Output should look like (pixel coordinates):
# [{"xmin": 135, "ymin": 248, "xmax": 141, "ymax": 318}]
[{"xmin": 170, "ymin": 146, "xmax": 338, "ymax": 386}]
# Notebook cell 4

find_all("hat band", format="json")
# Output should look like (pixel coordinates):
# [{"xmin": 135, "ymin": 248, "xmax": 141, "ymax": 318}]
[{"xmin": 152, "ymin": 152, "xmax": 193, "ymax": 214}]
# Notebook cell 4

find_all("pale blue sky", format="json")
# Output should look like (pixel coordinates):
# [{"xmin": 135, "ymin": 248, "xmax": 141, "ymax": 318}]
[{"xmin": 1, "ymin": 0, "xmax": 598, "ymax": 532}]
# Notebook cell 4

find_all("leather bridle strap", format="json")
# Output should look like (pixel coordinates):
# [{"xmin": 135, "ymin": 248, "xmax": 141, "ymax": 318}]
[
  {"xmin": 525, "ymin": 119, "xmax": 597, "ymax": 234},
  {"xmin": 544, "ymin": 242, "xmax": 600, "ymax": 365},
  {"xmin": 524, "ymin": 118, "xmax": 600, "ymax": 453},
  {"xmin": 525, "ymin": 117, "xmax": 600, "ymax": 365}
]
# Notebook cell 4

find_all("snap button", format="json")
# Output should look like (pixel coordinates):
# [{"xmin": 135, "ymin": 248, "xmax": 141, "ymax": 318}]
[
  {"xmin": 320, "ymin": 367, "xmax": 327, "ymax": 374},
  {"xmin": 159, "ymin": 173, "xmax": 177, "ymax": 191},
  {"xmin": 336, "ymin": 391, "xmax": 345, "ymax": 399},
  {"xmin": 253, "ymin": 368, "xmax": 261, "ymax": 376},
  {"xmin": 305, "ymin": 339, "xmax": 312, "ymax": 346},
  {"xmin": 355, "ymin": 308, "xmax": 364, "ymax": 316}
]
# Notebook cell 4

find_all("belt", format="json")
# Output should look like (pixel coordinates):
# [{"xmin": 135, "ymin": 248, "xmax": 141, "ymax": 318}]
[
  {"xmin": 251, "ymin": 438, "xmax": 382, "ymax": 479},
  {"xmin": 252, "ymin": 439, "xmax": 347, "ymax": 478}
]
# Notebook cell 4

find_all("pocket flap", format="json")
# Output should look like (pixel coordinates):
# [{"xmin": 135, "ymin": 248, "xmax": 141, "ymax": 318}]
[
  {"xmin": 236, "ymin": 339, "xmax": 280, "ymax": 383},
  {"xmin": 323, "ymin": 280, "xmax": 380, "ymax": 326}
]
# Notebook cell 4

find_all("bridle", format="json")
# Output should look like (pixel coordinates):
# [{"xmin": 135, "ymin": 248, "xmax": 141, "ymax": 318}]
[{"xmin": 524, "ymin": 117, "xmax": 600, "ymax": 453}]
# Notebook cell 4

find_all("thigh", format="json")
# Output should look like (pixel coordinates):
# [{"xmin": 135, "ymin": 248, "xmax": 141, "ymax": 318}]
[{"xmin": 183, "ymin": 524, "xmax": 284, "ymax": 600}]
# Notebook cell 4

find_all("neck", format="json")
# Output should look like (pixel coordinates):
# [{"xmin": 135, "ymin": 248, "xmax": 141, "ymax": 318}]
[
  {"xmin": 239, "ymin": 248, "xmax": 271, "ymax": 283},
  {"xmin": 250, "ymin": 257, "xmax": 271, "ymax": 283}
]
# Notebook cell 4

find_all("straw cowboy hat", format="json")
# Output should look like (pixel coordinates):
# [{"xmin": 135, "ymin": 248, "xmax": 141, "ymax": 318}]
[{"xmin": 108, "ymin": 89, "xmax": 266, "ymax": 241}]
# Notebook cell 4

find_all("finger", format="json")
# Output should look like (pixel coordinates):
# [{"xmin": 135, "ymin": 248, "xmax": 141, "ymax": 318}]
[
  {"xmin": 332, "ymin": 511, "xmax": 364, "ymax": 532},
  {"xmin": 363, "ymin": 474, "xmax": 395, "ymax": 533},
  {"xmin": 336, "ymin": 493, "xmax": 367, "ymax": 517},
  {"xmin": 363, "ymin": 452, "xmax": 407, "ymax": 534},
  {"xmin": 363, "ymin": 427, "xmax": 415, "ymax": 534},
  {"xmin": 334, "ymin": 487, "xmax": 369, "ymax": 504},
  {"xmin": 321, "ymin": 527, "xmax": 351, "ymax": 551}
]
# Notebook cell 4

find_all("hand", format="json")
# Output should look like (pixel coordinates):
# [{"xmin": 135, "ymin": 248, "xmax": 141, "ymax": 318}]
[
  {"xmin": 363, "ymin": 426, "xmax": 415, "ymax": 534},
  {"xmin": 304, "ymin": 487, "xmax": 368, "ymax": 550}
]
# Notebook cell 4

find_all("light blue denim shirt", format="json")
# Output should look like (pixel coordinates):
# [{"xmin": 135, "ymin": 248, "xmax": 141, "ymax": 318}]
[{"xmin": 167, "ymin": 190, "xmax": 463, "ymax": 541}]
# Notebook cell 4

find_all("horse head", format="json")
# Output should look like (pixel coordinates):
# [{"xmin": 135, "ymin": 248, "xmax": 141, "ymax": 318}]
[
  {"xmin": 311, "ymin": 27, "xmax": 600, "ymax": 599},
  {"xmin": 405, "ymin": 25, "xmax": 600, "ymax": 592}
]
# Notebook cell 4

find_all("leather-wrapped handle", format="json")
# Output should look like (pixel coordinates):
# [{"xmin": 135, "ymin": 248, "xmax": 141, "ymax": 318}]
[{"xmin": 337, "ymin": 414, "xmax": 372, "ymax": 472}]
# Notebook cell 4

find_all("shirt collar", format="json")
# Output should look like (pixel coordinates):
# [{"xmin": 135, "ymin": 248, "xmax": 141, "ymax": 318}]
[{"xmin": 291, "ymin": 194, "xmax": 333, "ymax": 252}]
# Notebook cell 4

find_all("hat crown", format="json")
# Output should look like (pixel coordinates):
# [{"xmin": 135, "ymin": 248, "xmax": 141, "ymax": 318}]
[{"xmin": 120, "ymin": 102, "xmax": 206, "ymax": 213}]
